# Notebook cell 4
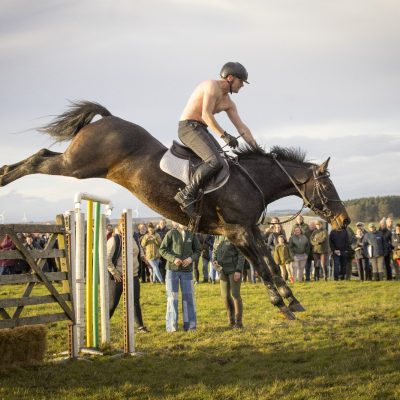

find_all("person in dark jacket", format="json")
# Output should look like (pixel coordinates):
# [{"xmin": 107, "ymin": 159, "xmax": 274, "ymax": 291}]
[
  {"xmin": 378, "ymin": 218, "xmax": 393, "ymax": 280},
  {"xmin": 160, "ymin": 224, "xmax": 201, "ymax": 332},
  {"xmin": 363, "ymin": 223, "xmax": 388, "ymax": 281},
  {"xmin": 351, "ymin": 227, "xmax": 371, "ymax": 281},
  {"xmin": 212, "ymin": 235, "xmax": 245, "ymax": 328},
  {"xmin": 267, "ymin": 223, "xmax": 287, "ymax": 254},
  {"xmin": 329, "ymin": 227, "xmax": 349, "ymax": 280}
]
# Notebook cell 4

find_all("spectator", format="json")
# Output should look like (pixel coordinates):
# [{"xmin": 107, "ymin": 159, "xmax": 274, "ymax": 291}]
[
  {"xmin": 351, "ymin": 227, "xmax": 371, "ymax": 281},
  {"xmin": 267, "ymin": 223, "xmax": 286, "ymax": 254},
  {"xmin": 198, "ymin": 234, "xmax": 212, "ymax": 283},
  {"xmin": 106, "ymin": 219, "xmax": 148, "ymax": 332},
  {"xmin": 391, "ymin": 223, "xmax": 400, "ymax": 280},
  {"xmin": 106, "ymin": 224, "xmax": 114, "ymax": 241},
  {"xmin": 346, "ymin": 225, "xmax": 356, "ymax": 280},
  {"xmin": 0, "ymin": 234, "xmax": 17, "ymax": 275},
  {"xmin": 141, "ymin": 224, "xmax": 163, "ymax": 283},
  {"xmin": 159, "ymin": 223, "xmax": 200, "ymax": 332},
  {"xmin": 329, "ymin": 226, "xmax": 349, "ymax": 281},
  {"xmin": 135, "ymin": 223, "xmax": 149, "ymax": 283},
  {"xmin": 263, "ymin": 217, "xmax": 280, "ymax": 243},
  {"xmin": 355, "ymin": 221, "xmax": 366, "ymax": 234},
  {"xmin": 212, "ymin": 235, "xmax": 245, "ymax": 328},
  {"xmin": 363, "ymin": 223, "xmax": 387, "ymax": 281},
  {"xmin": 273, "ymin": 235, "xmax": 293, "ymax": 282},
  {"xmin": 305, "ymin": 220, "xmax": 316, "ymax": 281},
  {"xmin": 310, "ymin": 221, "xmax": 330, "ymax": 281},
  {"xmin": 155, "ymin": 219, "xmax": 169, "ymax": 280},
  {"xmin": 378, "ymin": 218, "xmax": 393, "ymax": 280},
  {"xmin": 291, "ymin": 215, "xmax": 311, "ymax": 237},
  {"xmin": 288, "ymin": 226, "xmax": 310, "ymax": 282}
]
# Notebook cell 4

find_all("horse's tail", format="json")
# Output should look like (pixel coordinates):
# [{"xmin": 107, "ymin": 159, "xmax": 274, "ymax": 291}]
[{"xmin": 38, "ymin": 101, "xmax": 112, "ymax": 143}]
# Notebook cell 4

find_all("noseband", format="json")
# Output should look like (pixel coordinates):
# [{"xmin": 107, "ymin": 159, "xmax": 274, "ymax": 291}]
[{"xmin": 271, "ymin": 154, "xmax": 344, "ymax": 226}]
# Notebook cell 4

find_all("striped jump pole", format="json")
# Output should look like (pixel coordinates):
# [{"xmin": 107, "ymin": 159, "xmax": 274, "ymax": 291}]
[{"xmin": 74, "ymin": 192, "xmax": 113, "ymax": 352}]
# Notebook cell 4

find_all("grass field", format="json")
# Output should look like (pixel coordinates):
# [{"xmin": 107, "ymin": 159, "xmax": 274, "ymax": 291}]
[{"xmin": 1, "ymin": 280, "xmax": 400, "ymax": 400}]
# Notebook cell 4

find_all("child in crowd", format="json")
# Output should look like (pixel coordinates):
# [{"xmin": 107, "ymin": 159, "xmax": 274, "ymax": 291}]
[{"xmin": 273, "ymin": 235, "xmax": 294, "ymax": 283}]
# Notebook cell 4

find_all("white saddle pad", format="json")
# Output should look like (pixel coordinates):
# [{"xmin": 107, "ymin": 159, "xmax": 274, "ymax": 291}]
[{"xmin": 159, "ymin": 149, "xmax": 229, "ymax": 194}]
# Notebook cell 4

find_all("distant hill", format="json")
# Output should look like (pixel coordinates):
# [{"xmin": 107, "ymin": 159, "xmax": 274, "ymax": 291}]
[{"xmin": 344, "ymin": 195, "xmax": 400, "ymax": 222}]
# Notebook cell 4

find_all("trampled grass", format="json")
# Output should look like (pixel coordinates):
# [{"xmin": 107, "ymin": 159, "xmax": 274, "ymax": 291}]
[{"xmin": 1, "ymin": 280, "xmax": 400, "ymax": 400}]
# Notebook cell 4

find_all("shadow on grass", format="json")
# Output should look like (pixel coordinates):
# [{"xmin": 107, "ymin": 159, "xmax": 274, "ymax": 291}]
[{"xmin": 0, "ymin": 336, "xmax": 398, "ymax": 400}]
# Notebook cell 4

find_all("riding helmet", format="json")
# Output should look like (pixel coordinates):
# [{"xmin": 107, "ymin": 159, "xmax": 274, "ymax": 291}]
[{"xmin": 220, "ymin": 62, "xmax": 249, "ymax": 83}]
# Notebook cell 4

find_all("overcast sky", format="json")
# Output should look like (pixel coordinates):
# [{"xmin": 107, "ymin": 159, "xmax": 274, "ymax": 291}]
[{"xmin": 1, "ymin": 0, "xmax": 399, "ymax": 223}]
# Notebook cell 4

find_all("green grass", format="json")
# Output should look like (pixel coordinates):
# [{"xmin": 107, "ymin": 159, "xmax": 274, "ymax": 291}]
[{"xmin": 1, "ymin": 280, "xmax": 400, "ymax": 400}]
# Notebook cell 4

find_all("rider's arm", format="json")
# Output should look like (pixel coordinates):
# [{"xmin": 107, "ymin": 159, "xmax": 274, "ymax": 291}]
[
  {"xmin": 226, "ymin": 101, "xmax": 257, "ymax": 148},
  {"xmin": 201, "ymin": 83, "xmax": 225, "ymax": 137}
]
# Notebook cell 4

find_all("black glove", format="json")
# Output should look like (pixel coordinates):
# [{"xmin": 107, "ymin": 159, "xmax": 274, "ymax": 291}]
[{"xmin": 221, "ymin": 131, "xmax": 239, "ymax": 149}]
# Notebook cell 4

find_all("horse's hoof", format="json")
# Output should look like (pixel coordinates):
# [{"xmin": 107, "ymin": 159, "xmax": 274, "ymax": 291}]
[
  {"xmin": 279, "ymin": 306, "xmax": 296, "ymax": 320},
  {"xmin": 289, "ymin": 300, "xmax": 306, "ymax": 312}
]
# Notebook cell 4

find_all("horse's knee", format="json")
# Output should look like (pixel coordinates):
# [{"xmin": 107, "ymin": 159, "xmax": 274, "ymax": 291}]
[{"xmin": 264, "ymin": 282, "xmax": 284, "ymax": 306}]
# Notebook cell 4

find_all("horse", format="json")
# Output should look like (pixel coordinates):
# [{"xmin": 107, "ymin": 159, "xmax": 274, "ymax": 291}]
[{"xmin": 0, "ymin": 101, "xmax": 350, "ymax": 320}]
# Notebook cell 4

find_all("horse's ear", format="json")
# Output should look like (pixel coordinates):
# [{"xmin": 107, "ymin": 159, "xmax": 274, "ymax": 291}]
[{"xmin": 317, "ymin": 157, "xmax": 330, "ymax": 175}]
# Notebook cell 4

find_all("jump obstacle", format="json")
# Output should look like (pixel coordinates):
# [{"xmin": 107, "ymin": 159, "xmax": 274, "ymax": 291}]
[
  {"xmin": 0, "ymin": 194, "xmax": 136, "ymax": 360},
  {"xmin": 69, "ymin": 192, "xmax": 136, "ymax": 356}
]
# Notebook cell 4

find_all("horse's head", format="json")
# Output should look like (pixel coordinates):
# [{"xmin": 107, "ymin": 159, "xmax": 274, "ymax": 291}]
[{"xmin": 302, "ymin": 157, "xmax": 350, "ymax": 229}]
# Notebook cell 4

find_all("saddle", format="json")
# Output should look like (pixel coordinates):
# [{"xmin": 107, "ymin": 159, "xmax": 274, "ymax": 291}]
[{"xmin": 159, "ymin": 141, "xmax": 230, "ymax": 194}]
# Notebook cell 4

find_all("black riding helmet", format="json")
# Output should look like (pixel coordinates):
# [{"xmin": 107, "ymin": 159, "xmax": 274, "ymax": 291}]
[{"xmin": 220, "ymin": 62, "xmax": 249, "ymax": 84}]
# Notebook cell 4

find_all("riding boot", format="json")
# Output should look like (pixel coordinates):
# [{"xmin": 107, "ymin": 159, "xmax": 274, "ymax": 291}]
[
  {"xmin": 225, "ymin": 297, "xmax": 235, "ymax": 326},
  {"xmin": 233, "ymin": 297, "xmax": 243, "ymax": 328},
  {"xmin": 174, "ymin": 162, "xmax": 217, "ymax": 217}
]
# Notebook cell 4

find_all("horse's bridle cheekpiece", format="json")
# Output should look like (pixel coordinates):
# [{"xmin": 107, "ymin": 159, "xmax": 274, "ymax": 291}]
[{"xmin": 271, "ymin": 153, "xmax": 345, "ymax": 227}]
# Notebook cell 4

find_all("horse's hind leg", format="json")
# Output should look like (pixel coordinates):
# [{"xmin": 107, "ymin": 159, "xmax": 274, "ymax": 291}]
[
  {"xmin": 253, "ymin": 227, "xmax": 306, "ymax": 312},
  {"xmin": 224, "ymin": 224, "xmax": 296, "ymax": 320},
  {"xmin": 0, "ymin": 148, "xmax": 65, "ymax": 187},
  {"xmin": 0, "ymin": 149, "xmax": 61, "ymax": 176}
]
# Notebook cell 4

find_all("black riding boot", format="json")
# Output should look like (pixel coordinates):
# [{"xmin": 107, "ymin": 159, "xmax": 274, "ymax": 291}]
[{"xmin": 174, "ymin": 163, "xmax": 218, "ymax": 217}]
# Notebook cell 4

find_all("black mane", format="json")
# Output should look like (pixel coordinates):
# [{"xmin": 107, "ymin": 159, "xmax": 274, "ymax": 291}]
[{"xmin": 234, "ymin": 144, "xmax": 310, "ymax": 164}]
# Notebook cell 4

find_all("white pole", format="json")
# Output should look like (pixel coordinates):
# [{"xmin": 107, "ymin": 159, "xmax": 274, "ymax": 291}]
[
  {"xmin": 74, "ymin": 209, "xmax": 85, "ymax": 349},
  {"xmin": 99, "ymin": 213, "xmax": 110, "ymax": 345},
  {"xmin": 65, "ymin": 211, "xmax": 79, "ymax": 358},
  {"xmin": 124, "ymin": 209, "xmax": 135, "ymax": 354}
]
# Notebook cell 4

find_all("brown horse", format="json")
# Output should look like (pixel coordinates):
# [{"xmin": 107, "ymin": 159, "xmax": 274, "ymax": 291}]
[{"xmin": 0, "ymin": 101, "xmax": 350, "ymax": 319}]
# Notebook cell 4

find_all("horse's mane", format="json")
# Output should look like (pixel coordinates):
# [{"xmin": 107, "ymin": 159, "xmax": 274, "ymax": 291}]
[{"xmin": 234, "ymin": 144, "xmax": 311, "ymax": 164}]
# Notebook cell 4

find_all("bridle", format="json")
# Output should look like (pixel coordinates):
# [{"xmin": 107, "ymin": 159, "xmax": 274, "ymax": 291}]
[{"xmin": 270, "ymin": 153, "xmax": 345, "ymax": 227}]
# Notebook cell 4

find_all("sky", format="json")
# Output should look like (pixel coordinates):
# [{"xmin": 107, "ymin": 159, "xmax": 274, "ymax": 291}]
[{"xmin": 0, "ymin": 0, "xmax": 399, "ymax": 223}]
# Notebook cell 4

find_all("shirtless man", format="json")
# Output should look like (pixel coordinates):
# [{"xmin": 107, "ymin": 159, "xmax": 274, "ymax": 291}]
[{"xmin": 174, "ymin": 62, "xmax": 257, "ymax": 217}]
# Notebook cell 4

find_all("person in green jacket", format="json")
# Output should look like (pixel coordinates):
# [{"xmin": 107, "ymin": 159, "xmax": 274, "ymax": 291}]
[
  {"xmin": 159, "ymin": 224, "xmax": 201, "ymax": 332},
  {"xmin": 212, "ymin": 235, "xmax": 245, "ymax": 328},
  {"xmin": 310, "ymin": 220, "xmax": 330, "ymax": 281}
]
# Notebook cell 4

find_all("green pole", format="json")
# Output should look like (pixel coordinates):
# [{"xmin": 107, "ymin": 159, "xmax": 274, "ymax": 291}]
[{"xmin": 92, "ymin": 202, "xmax": 101, "ymax": 348}]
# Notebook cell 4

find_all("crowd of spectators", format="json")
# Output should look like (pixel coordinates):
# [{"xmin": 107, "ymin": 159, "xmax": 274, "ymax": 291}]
[
  {"xmin": 3, "ymin": 214, "xmax": 399, "ymax": 333},
  {"xmin": 0, "ymin": 232, "xmax": 57, "ymax": 275}
]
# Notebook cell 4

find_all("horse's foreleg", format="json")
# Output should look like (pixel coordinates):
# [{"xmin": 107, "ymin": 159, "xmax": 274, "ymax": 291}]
[
  {"xmin": 224, "ymin": 225, "xmax": 296, "ymax": 320},
  {"xmin": 253, "ymin": 228, "xmax": 306, "ymax": 312}
]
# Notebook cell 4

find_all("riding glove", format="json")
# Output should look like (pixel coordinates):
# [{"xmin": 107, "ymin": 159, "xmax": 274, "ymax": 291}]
[{"xmin": 221, "ymin": 132, "xmax": 239, "ymax": 149}]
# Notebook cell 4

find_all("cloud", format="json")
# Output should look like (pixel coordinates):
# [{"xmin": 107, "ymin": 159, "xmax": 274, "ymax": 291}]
[{"xmin": 1, "ymin": 0, "xmax": 399, "ymax": 221}]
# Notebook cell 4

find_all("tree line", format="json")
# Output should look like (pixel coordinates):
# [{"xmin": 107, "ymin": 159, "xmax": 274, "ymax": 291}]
[{"xmin": 343, "ymin": 196, "xmax": 400, "ymax": 222}]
